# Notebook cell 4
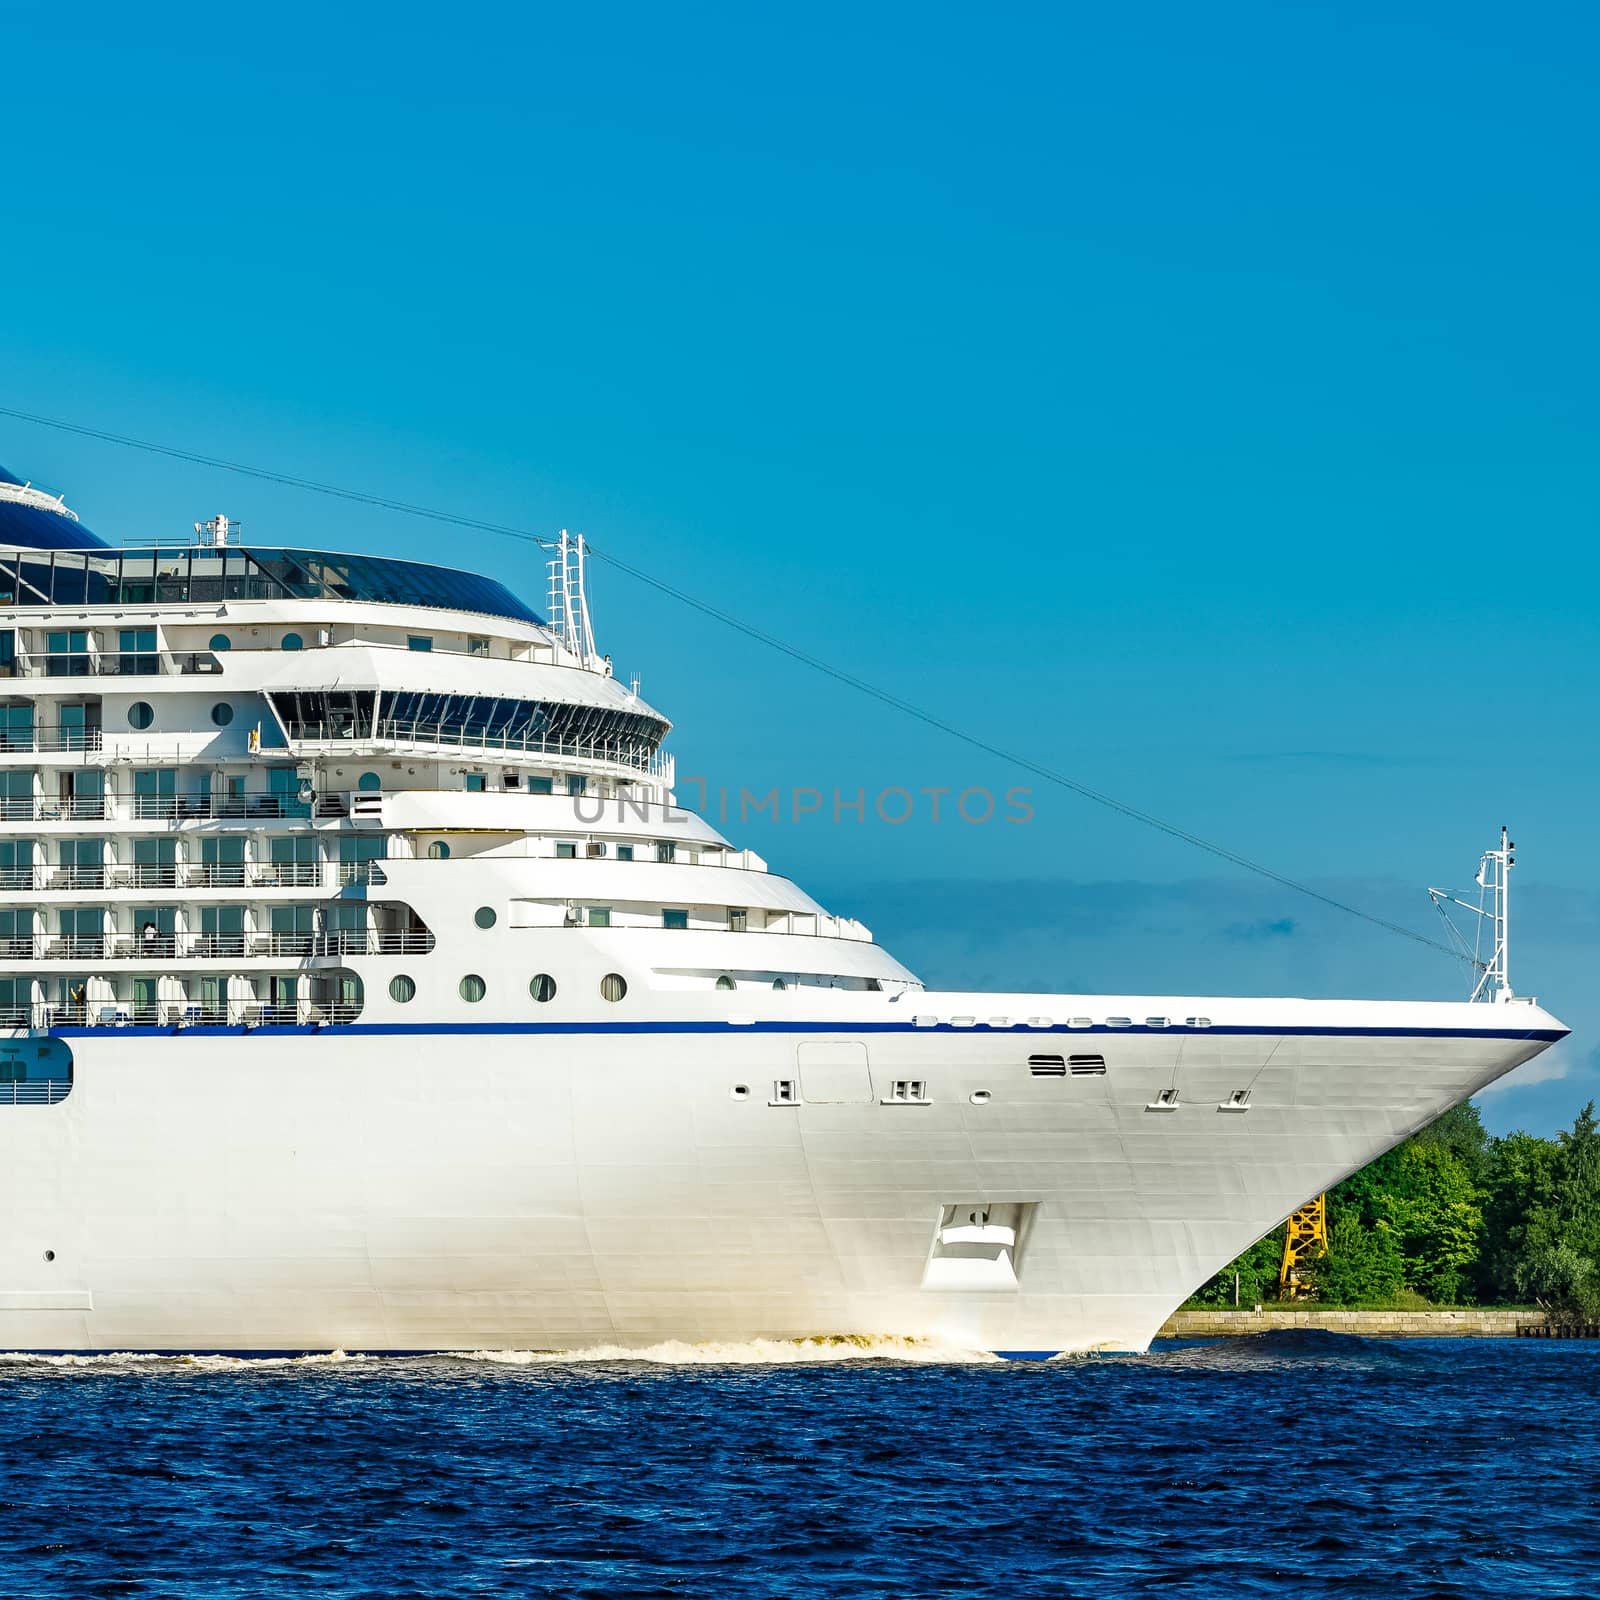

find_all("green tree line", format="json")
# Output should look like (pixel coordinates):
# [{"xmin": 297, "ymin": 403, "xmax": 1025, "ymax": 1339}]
[{"xmin": 1192, "ymin": 1100, "xmax": 1600, "ymax": 1316}]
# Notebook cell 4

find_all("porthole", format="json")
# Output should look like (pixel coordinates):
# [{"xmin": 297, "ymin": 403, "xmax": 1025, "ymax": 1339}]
[
  {"xmin": 474, "ymin": 906, "xmax": 497, "ymax": 929},
  {"xmin": 209, "ymin": 633, "xmax": 231, "ymax": 651},
  {"xmin": 600, "ymin": 973, "xmax": 627, "ymax": 1003},
  {"xmin": 211, "ymin": 702, "xmax": 233, "ymax": 727},
  {"xmin": 730, "ymin": 1084, "xmax": 750, "ymax": 1101},
  {"xmin": 427, "ymin": 841, "xmax": 450, "ymax": 860},
  {"xmin": 127, "ymin": 701, "xmax": 154, "ymax": 730},
  {"xmin": 43, "ymin": 1249, "xmax": 56, "ymax": 1262},
  {"xmin": 715, "ymin": 975, "xmax": 736, "ymax": 991},
  {"xmin": 529, "ymin": 973, "xmax": 557, "ymax": 1003},
  {"xmin": 358, "ymin": 772, "xmax": 382, "ymax": 792},
  {"xmin": 459, "ymin": 974, "xmax": 486, "ymax": 1003},
  {"xmin": 281, "ymin": 632, "xmax": 303, "ymax": 651},
  {"xmin": 389, "ymin": 975, "xmax": 416, "ymax": 1004}
]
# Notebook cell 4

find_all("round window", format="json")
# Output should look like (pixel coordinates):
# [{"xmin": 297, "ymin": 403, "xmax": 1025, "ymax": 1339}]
[
  {"xmin": 715, "ymin": 975, "xmax": 737, "ymax": 991},
  {"xmin": 358, "ymin": 772, "xmax": 382, "ymax": 792},
  {"xmin": 474, "ymin": 906, "xmax": 496, "ymax": 929},
  {"xmin": 427, "ymin": 841, "xmax": 450, "ymax": 860},
  {"xmin": 127, "ymin": 702, "xmax": 154, "ymax": 730},
  {"xmin": 209, "ymin": 633, "xmax": 231, "ymax": 651},
  {"xmin": 281, "ymin": 632, "xmax": 303, "ymax": 651},
  {"xmin": 600, "ymin": 973, "xmax": 628, "ymax": 1003},
  {"xmin": 211, "ymin": 702, "xmax": 233, "ymax": 727},
  {"xmin": 529, "ymin": 973, "xmax": 557, "ymax": 1003},
  {"xmin": 459, "ymin": 974, "xmax": 486, "ymax": 1003},
  {"xmin": 389, "ymin": 975, "xmax": 416, "ymax": 1004}
]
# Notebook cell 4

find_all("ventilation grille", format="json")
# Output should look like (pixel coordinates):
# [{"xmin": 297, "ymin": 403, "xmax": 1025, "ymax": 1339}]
[
  {"xmin": 1069, "ymin": 1055, "xmax": 1107, "ymax": 1076},
  {"xmin": 1028, "ymin": 1054, "xmax": 1066, "ymax": 1077}
]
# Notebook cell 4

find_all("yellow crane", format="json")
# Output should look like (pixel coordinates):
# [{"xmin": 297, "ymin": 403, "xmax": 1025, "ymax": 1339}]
[{"xmin": 1278, "ymin": 1194, "xmax": 1328, "ymax": 1299}]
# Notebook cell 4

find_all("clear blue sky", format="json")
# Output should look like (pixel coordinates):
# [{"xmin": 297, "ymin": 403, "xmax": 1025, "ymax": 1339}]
[{"xmin": 3, "ymin": 2, "xmax": 1596, "ymax": 1131}]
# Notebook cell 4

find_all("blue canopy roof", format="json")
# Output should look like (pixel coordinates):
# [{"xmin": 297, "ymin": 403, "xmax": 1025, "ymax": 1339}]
[{"xmin": 0, "ymin": 464, "xmax": 110, "ymax": 550}]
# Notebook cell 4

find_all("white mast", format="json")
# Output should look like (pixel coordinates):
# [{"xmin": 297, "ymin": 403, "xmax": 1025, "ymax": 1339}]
[
  {"xmin": 544, "ymin": 529, "xmax": 605, "ymax": 672},
  {"xmin": 1428, "ymin": 826, "xmax": 1515, "ymax": 1002}
]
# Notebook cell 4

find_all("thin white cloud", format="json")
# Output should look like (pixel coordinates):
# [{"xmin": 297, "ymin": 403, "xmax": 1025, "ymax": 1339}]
[{"xmin": 1477, "ymin": 1045, "xmax": 1575, "ymax": 1096}]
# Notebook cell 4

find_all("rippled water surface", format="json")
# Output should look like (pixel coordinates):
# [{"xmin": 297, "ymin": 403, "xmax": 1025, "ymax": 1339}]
[{"xmin": 2, "ymin": 1333, "xmax": 1596, "ymax": 1598}]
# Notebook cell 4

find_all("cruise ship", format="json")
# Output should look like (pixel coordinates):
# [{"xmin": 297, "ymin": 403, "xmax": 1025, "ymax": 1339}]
[{"xmin": 0, "ymin": 463, "xmax": 1566, "ymax": 1355}]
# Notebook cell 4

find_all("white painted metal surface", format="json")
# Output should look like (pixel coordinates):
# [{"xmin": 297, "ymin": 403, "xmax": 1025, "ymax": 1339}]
[{"xmin": 0, "ymin": 509, "xmax": 1568, "ymax": 1354}]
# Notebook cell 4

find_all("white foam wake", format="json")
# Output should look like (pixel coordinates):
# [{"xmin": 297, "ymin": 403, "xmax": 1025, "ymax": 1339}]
[
  {"xmin": 447, "ymin": 1334, "xmax": 1001, "ymax": 1366},
  {"xmin": 0, "ymin": 1349, "xmax": 362, "ymax": 1370},
  {"xmin": 0, "ymin": 1335, "xmax": 1001, "ymax": 1370}
]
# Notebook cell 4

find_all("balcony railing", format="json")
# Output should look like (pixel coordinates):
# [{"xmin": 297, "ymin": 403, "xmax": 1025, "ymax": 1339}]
[
  {"xmin": 311, "ymin": 929, "xmax": 432, "ymax": 957},
  {"xmin": 44, "ymin": 866, "xmax": 107, "ymax": 890},
  {"xmin": 14, "ymin": 650, "xmax": 223, "ymax": 680},
  {"xmin": 0, "ymin": 1081, "xmax": 72, "ymax": 1106},
  {"xmin": 287, "ymin": 718, "xmax": 671, "ymax": 778},
  {"xmin": 3, "ymin": 796, "xmax": 108, "ymax": 821},
  {"xmin": 1, "ymin": 861, "xmax": 349, "ymax": 893},
  {"xmin": 255, "ymin": 862, "xmax": 322, "ymax": 887},
  {"xmin": 7, "ymin": 927, "xmax": 428, "ymax": 962},
  {"xmin": 0, "ymin": 727, "xmax": 104, "ymax": 754},
  {"xmin": 189, "ymin": 862, "xmax": 248, "ymax": 888},
  {"xmin": 19, "ymin": 998, "xmax": 364, "ymax": 1029}
]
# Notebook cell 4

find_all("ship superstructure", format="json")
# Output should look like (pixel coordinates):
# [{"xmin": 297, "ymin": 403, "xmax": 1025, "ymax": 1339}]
[{"xmin": 0, "ymin": 464, "xmax": 1567, "ymax": 1354}]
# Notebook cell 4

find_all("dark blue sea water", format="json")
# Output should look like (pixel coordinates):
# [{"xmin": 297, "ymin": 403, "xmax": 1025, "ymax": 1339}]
[{"xmin": 2, "ymin": 1333, "xmax": 1596, "ymax": 1599}]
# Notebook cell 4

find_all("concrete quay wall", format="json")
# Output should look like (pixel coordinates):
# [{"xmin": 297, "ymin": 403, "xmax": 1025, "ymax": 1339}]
[{"xmin": 1159, "ymin": 1308, "xmax": 1546, "ymax": 1339}]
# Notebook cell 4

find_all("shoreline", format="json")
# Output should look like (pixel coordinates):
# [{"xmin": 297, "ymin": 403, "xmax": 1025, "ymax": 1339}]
[{"xmin": 1159, "ymin": 1308, "xmax": 1553, "ymax": 1339}]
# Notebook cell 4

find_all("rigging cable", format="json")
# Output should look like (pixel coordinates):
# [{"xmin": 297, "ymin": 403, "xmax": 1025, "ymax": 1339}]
[{"xmin": 0, "ymin": 402, "xmax": 1461, "ymax": 959}]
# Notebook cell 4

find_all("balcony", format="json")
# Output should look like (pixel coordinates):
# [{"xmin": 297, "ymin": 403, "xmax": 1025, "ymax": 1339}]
[
  {"xmin": 20, "ymin": 997, "xmax": 365, "ymax": 1029},
  {"xmin": 254, "ymin": 862, "xmax": 322, "ymax": 888},
  {"xmin": 0, "ymin": 860, "xmax": 340, "ymax": 893},
  {"xmin": 12, "ymin": 650, "xmax": 223, "ymax": 680},
  {"xmin": 0, "ymin": 727, "xmax": 104, "ymax": 754}
]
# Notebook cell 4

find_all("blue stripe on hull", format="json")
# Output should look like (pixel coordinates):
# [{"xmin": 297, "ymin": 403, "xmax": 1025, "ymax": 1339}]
[{"xmin": 39, "ymin": 1020, "xmax": 1569, "ymax": 1043}]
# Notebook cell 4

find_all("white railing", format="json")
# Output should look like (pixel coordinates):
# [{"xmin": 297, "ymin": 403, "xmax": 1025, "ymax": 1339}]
[
  {"xmin": 290, "ymin": 719, "xmax": 671, "ymax": 779},
  {"xmin": 23, "ymin": 999, "xmax": 365, "ymax": 1029},
  {"xmin": 0, "ymin": 1080, "xmax": 72, "ymax": 1106},
  {"xmin": 0, "ymin": 728, "xmax": 104, "ymax": 754}
]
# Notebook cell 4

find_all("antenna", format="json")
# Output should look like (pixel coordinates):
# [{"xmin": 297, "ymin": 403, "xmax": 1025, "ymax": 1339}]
[{"xmin": 1428, "ymin": 826, "xmax": 1515, "ymax": 1002}]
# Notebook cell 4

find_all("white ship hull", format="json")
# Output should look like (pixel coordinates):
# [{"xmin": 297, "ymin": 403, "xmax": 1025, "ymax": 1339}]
[{"xmin": 0, "ymin": 997, "xmax": 1561, "ymax": 1355}]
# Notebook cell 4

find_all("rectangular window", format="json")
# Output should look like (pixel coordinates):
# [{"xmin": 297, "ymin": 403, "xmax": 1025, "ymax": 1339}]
[
  {"xmin": 119, "ymin": 627, "xmax": 159, "ymax": 675},
  {"xmin": 0, "ymin": 702, "xmax": 32, "ymax": 750},
  {"xmin": 729, "ymin": 908, "xmax": 748, "ymax": 933},
  {"xmin": 528, "ymin": 777, "xmax": 553, "ymax": 796},
  {"xmin": 407, "ymin": 636, "xmax": 433, "ymax": 652},
  {"xmin": 555, "ymin": 841, "xmax": 576, "ymax": 860},
  {"xmin": 465, "ymin": 774, "xmax": 486, "ymax": 792},
  {"xmin": 133, "ymin": 906, "xmax": 176, "ymax": 959},
  {"xmin": 655, "ymin": 840, "xmax": 676, "ymax": 864},
  {"xmin": 616, "ymin": 844, "xmax": 634, "ymax": 862},
  {"xmin": 588, "ymin": 907, "xmax": 612, "ymax": 928},
  {"xmin": 132, "ymin": 836, "xmax": 177, "ymax": 887},
  {"xmin": 0, "ymin": 838, "xmax": 32, "ymax": 890},
  {"xmin": 133, "ymin": 766, "xmax": 177, "ymax": 818},
  {"xmin": 662, "ymin": 909, "xmax": 689, "ymax": 930},
  {"xmin": 45, "ymin": 630, "xmax": 90, "ymax": 677},
  {"xmin": 566, "ymin": 774, "xmax": 588, "ymax": 796},
  {"xmin": 468, "ymin": 637, "xmax": 489, "ymax": 656},
  {"xmin": 200, "ymin": 904, "xmax": 246, "ymax": 958},
  {"xmin": 337, "ymin": 833, "xmax": 389, "ymax": 883}
]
